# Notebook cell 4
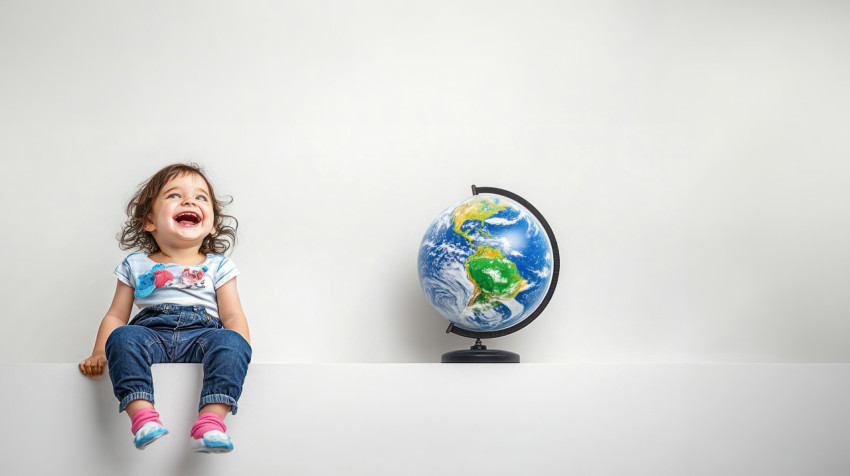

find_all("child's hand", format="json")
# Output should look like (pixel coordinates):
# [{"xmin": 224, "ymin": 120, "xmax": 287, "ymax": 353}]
[{"xmin": 79, "ymin": 354, "xmax": 107, "ymax": 377}]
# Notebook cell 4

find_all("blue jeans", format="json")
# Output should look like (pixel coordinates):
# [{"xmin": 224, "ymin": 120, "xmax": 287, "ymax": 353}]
[{"xmin": 105, "ymin": 304, "xmax": 252, "ymax": 415}]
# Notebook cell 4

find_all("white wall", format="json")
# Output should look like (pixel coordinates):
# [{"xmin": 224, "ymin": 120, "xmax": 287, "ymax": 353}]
[{"xmin": 1, "ymin": 0, "xmax": 848, "ymax": 364}]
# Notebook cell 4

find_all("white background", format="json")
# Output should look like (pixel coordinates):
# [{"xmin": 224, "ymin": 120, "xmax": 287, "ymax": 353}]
[{"xmin": 1, "ymin": 0, "xmax": 848, "ymax": 364}]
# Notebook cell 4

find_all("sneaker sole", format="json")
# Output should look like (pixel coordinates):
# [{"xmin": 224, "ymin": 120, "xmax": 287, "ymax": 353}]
[
  {"xmin": 190, "ymin": 437, "xmax": 233, "ymax": 454},
  {"xmin": 135, "ymin": 427, "xmax": 169, "ymax": 450}
]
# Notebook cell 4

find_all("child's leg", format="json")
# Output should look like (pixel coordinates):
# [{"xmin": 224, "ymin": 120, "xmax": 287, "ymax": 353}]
[
  {"xmin": 197, "ymin": 329, "xmax": 251, "ymax": 416},
  {"xmin": 198, "ymin": 402, "xmax": 230, "ymax": 419},
  {"xmin": 187, "ymin": 329, "xmax": 251, "ymax": 453},
  {"xmin": 105, "ymin": 325, "xmax": 170, "ymax": 448},
  {"xmin": 126, "ymin": 399, "xmax": 155, "ymax": 418},
  {"xmin": 105, "ymin": 325, "xmax": 168, "ymax": 414}
]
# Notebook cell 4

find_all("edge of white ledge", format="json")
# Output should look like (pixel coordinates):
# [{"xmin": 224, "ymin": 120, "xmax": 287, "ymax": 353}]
[{"xmin": 2, "ymin": 363, "xmax": 849, "ymax": 476}]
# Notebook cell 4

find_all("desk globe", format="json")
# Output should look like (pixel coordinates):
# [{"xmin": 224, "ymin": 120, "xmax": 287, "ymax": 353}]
[{"xmin": 418, "ymin": 186, "xmax": 560, "ymax": 363}]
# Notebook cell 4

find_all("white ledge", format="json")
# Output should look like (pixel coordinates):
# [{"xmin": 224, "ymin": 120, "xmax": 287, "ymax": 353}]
[{"xmin": 2, "ymin": 363, "xmax": 849, "ymax": 475}]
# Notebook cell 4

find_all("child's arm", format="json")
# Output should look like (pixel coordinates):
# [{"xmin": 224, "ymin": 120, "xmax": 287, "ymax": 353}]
[
  {"xmin": 216, "ymin": 278, "xmax": 251, "ymax": 345},
  {"xmin": 79, "ymin": 280, "xmax": 135, "ymax": 377}
]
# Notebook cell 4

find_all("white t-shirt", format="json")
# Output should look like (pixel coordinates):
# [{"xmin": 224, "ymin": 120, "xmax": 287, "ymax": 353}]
[{"xmin": 114, "ymin": 252, "xmax": 239, "ymax": 319}]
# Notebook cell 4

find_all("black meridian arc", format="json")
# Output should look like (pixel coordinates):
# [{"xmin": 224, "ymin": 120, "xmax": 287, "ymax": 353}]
[{"xmin": 446, "ymin": 185, "xmax": 561, "ymax": 340}]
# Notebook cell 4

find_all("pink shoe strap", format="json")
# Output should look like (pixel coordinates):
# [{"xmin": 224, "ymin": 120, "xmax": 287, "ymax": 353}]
[
  {"xmin": 191, "ymin": 412, "xmax": 227, "ymax": 440},
  {"xmin": 131, "ymin": 407, "xmax": 162, "ymax": 435}
]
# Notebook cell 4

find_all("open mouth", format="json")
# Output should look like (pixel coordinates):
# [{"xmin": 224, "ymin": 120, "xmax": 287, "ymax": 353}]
[{"xmin": 173, "ymin": 211, "xmax": 202, "ymax": 226}]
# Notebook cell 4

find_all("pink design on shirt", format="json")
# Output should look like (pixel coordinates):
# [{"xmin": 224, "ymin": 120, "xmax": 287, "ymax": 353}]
[{"xmin": 182, "ymin": 268, "xmax": 206, "ymax": 288}]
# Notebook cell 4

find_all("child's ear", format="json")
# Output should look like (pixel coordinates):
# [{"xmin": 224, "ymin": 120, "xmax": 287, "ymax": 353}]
[{"xmin": 143, "ymin": 215, "xmax": 156, "ymax": 232}]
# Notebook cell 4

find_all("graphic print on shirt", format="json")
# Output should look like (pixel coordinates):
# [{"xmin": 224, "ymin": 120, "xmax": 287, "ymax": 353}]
[
  {"xmin": 134, "ymin": 265, "xmax": 208, "ymax": 298},
  {"xmin": 181, "ymin": 267, "xmax": 208, "ymax": 288},
  {"xmin": 134, "ymin": 264, "xmax": 175, "ymax": 298}
]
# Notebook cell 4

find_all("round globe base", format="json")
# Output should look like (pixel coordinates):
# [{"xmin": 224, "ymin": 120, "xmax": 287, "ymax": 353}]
[{"xmin": 441, "ymin": 347, "xmax": 520, "ymax": 363}]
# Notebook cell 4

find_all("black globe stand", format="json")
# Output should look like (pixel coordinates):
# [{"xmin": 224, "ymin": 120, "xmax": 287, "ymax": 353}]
[{"xmin": 441, "ymin": 339, "xmax": 520, "ymax": 363}]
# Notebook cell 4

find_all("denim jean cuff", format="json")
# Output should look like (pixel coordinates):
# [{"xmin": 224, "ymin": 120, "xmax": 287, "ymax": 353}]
[
  {"xmin": 119, "ymin": 391, "xmax": 154, "ymax": 413},
  {"xmin": 199, "ymin": 394, "xmax": 239, "ymax": 415}
]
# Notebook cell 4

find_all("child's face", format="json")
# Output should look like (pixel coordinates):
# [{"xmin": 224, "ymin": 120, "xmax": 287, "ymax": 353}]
[{"xmin": 144, "ymin": 173, "xmax": 215, "ymax": 250}]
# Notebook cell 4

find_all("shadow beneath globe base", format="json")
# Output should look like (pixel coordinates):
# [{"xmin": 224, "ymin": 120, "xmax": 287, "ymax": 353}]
[{"xmin": 441, "ymin": 339, "xmax": 520, "ymax": 363}]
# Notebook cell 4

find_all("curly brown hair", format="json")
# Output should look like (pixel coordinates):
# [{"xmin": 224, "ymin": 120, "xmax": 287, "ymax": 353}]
[{"xmin": 118, "ymin": 163, "xmax": 238, "ymax": 255}]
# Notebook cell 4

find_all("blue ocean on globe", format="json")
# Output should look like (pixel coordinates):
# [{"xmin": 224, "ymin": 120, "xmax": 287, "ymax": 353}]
[{"xmin": 418, "ymin": 193, "xmax": 554, "ymax": 332}]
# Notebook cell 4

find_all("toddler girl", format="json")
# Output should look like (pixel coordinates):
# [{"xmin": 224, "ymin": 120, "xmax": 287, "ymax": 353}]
[{"xmin": 79, "ymin": 163, "xmax": 252, "ymax": 453}]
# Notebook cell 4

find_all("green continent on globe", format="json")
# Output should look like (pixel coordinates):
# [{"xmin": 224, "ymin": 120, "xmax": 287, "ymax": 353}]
[
  {"xmin": 450, "ymin": 196, "xmax": 530, "ymax": 312},
  {"xmin": 465, "ymin": 246, "xmax": 529, "ymax": 310}
]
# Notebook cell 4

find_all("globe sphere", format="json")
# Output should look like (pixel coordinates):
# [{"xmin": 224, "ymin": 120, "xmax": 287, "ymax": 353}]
[{"xmin": 418, "ymin": 193, "xmax": 554, "ymax": 332}]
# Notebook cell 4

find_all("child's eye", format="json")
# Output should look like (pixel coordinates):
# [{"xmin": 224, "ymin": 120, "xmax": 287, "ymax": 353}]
[
  {"xmin": 167, "ymin": 193, "xmax": 181, "ymax": 199},
  {"xmin": 196, "ymin": 195, "xmax": 208, "ymax": 202}
]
